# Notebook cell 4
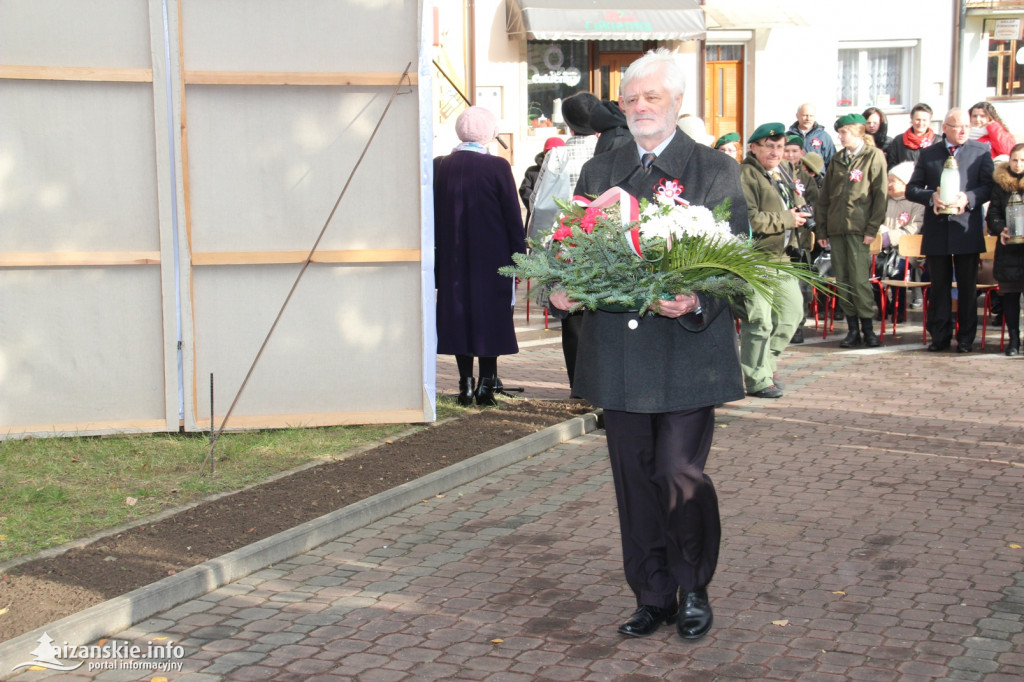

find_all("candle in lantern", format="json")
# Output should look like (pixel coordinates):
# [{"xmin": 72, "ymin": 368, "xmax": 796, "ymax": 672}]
[{"xmin": 938, "ymin": 156, "xmax": 960, "ymax": 215}]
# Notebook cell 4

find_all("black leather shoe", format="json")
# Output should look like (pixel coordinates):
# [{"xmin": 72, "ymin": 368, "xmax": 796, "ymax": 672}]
[
  {"xmin": 790, "ymin": 329, "xmax": 804, "ymax": 344},
  {"xmin": 457, "ymin": 377, "xmax": 475, "ymax": 407},
  {"xmin": 957, "ymin": 342, "xmax": 972, "ymax": 354},
  {"xmin": 927, "ymin": 341, "xmax": 950, "ymax": 352},
  {"xmin": 617, "ymin": 605, "xmax": 678, "ymax": 638},
  {"xmin": 677, "ymin": 589, "xmax": 713, "ymax": 641},
  {"xmin": 1006, "ymin": 338, "xmax": 1020, "ymax": 356}
]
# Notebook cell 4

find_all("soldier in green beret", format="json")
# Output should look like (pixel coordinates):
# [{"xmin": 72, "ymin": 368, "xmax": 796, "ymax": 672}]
[
  {"xmin": 783, "ymin": 134, "xmax": 821, "ymax": 343},
  {"xmin": 714, "ymin": 131, "xmax": 740, "ymax": 162},
  {"xmin": 734, "ymin": 123, "xmax": 809, "ymax": 397},
  {"xmin": 816, "ymin": 113, "xmax": 887, "ymax": 347}
]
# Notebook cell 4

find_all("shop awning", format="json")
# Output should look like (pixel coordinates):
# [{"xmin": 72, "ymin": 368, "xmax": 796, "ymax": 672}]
[{"xmin": 506, "ymin": 1, "xmax": 705, "ymax": 41}]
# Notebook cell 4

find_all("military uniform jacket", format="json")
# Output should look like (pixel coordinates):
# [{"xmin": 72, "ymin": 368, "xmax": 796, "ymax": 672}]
[
  {"xmin": 739, "ymin": 156, "xmax": 807, "ymax": 255},
  {"xmin": 906, "ymin": 139, "xmax": 994, "ymax": 256},
  {"xmin": 570, "ymin": 131, "xmax": 747, "ymax": 413},
  {"xmin": 816, "ymin": 144, "xmax": 887, "ymax": 239}
]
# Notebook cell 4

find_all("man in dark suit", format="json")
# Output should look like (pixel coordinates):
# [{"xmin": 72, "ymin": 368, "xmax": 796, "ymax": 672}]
[
  {"xmin": 906, "ymin": 107, "xmax": 994, "ymax": 352},
  {"xmin": 550, "ymin": 49, "xmax": 747, "ymax": 642}
]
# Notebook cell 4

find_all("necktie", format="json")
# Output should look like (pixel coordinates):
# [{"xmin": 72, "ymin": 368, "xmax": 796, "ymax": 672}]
[
  {"xmin": 949, "ymin": 145, "xmax": 958, "ymax": 156},
  {"xmin": 641, "ymin": 152, "xmax": 656, "ymax": 173}
]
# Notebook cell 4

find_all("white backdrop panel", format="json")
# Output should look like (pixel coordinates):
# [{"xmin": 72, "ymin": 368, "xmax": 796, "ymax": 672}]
[
  {"xmin": 0, "ymin": 0, "xmax": 152, "ymax": 68},
  {"xmin": 192, "ymin": 263, "xmax": 422, "ymax": 418},
  {"xmin": 0, "ymin": 80, "xmax": 160, "ymax": 252},
  {"xmin": 0, "ymin": 267, "xmax": 166, "ymax": 427},
  {"xmin": 181, "ymin": 0, "xmax": 418, "ymax": 72},
  {"xmin": 185, "ymin": 85, "xmax": 420, "ymax": 252}
]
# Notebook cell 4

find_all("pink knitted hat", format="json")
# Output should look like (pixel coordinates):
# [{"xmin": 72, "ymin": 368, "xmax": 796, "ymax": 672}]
[{"xmin": 455, "ymin": 106, "xmax": 499, "ymax": 144}]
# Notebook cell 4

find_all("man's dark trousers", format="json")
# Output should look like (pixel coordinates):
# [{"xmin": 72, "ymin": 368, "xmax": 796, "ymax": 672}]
[
  {"xmin": 603, "ymin": 407, "xmax": 721, "ymax": 611},
  {"xmin": 927, "ymin": 252, "xmax": 981, "ymax": 346}
]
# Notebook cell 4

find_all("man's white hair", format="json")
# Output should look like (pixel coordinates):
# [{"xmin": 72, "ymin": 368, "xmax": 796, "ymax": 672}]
[{"xmin": 619, "ymin": 48, "xmax": 686, "ymax": 100}]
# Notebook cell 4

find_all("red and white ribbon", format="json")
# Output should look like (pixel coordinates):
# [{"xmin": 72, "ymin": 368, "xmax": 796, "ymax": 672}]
[{"xmin": 572, "ymin": 187, "xmax": 639, "ymax": 228}]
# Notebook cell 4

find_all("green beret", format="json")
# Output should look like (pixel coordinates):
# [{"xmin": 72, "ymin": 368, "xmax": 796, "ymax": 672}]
[
  {"xmin": 785, "ymin": 134, "xmax": 803, "ymax": 147},
  {"xmin": 747, "ymin": 122, "xmax": 787, "ymax": 144},
  {"xmin": 834, "ymin": 113, "xmax": 867, "ymax": 131},
  {"xmin": 801, "ymin": 152, "xmax": 825, "ymax": 175},
  {"xmin": 714, "ymin": 131, "xmax": 740, "ymax": 149}
]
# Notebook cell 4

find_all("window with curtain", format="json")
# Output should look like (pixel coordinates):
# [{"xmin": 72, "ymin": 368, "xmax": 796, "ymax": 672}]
[
  {"xmin": 985, "ymin": 18, "xmax": 1024, "ymax": 99},
  {"xmin": 836, "ymin": 43, "xmax": 914, "ymax": 110}
]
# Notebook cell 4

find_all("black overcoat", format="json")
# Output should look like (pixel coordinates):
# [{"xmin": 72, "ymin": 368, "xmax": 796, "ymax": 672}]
[
  {"xmin": 433, "ymin": 151, "xmax": 526, "ymax": 356},
  {"xmin": 571, "ymin": 132, "xmax": 748, "ymax": 412},
  {"xmin": 986, "ymin": 162, "xmax": 1024, "ymax": 287},
  {"xmin": 906, "ymin": 139, "xmax": 994, "ymax": 256}
]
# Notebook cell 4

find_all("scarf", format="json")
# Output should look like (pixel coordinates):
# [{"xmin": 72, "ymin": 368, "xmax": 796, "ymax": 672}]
[
  {"xmin": 453, "ymin": 141, "xmax": 490, "ymax": 154},
  {"xmin": 901, "ymin": 127, "xmax": 935, "ymax": 150}
]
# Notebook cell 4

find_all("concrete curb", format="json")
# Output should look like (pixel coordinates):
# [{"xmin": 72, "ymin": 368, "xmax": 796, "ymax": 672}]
[{"xmin": 0, "ymin": 411, "xmax": 601, "ymax": 664}]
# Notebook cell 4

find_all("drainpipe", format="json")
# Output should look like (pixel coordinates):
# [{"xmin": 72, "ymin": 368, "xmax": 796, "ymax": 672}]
[{"xmin": 951, "ymin": 0, "xmax": 966, "ymax": 106}]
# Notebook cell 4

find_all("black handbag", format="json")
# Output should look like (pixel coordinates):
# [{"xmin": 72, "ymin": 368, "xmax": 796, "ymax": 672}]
[{"xmin": 874, "ymin": 248, "xmax": 902, "ymax": 280}]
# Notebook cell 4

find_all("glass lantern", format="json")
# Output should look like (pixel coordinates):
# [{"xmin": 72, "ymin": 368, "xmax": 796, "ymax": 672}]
[{"xmin": 1007, "ymin": 192, "xmax": 1024, "ymax": 244}]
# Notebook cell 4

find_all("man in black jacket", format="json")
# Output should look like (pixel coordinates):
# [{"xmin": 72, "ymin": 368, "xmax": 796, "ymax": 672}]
[
  {"xmin": 550, "ymin": 48, "xmax": 747, "ymax": 643},
  {"xmin": 906, "ymin": 107, "xmax": 994, "ymax": 352}
]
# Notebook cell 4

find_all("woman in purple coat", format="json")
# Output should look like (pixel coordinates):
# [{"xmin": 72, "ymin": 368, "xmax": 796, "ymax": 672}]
[{"xmin": 434, "ymin": 107, "xmax": 527, "ymax": 406}]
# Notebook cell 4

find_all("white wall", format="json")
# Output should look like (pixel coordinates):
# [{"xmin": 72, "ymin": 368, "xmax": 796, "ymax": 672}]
[{"xmin": 744, "ymin": 1, "xmax": 955, "ymax": 146}]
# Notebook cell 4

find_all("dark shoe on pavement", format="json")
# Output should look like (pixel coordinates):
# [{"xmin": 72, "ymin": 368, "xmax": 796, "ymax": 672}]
[
  {"xmin": 1006, "ymin": 338, "xmax": 1020, "ymax": 356},
  {"xmin": 617, "ymin": 605, "xmax": 678, "ymax": 638},
  {"xmin": 927, "ymin": 340, "xmax": 950, "ymax": 352},
  {"xmin": 839, "ymin": 329, "xmax": 861, "ymax": 348},
  {"xmin": 956, "ymin": 342, "xmax": 972, "ymax": 354},
  {"xmin": 749, "ymin": 385, "xmax": 783, "ymax": 399},
  {"xmin": 677, "ymin": 589, "xmax": 713, "ymax": 641},
  {"xmin": 790, "ymin": 329, "xmax": 804, "ymax": 344}
]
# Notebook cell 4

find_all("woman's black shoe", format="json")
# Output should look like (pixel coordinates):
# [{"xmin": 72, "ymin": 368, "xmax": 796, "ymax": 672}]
[
  {"xmin": 457, "ymin": 377, "xmax": 475, "ymax": 406},
  {"xmin": 475, "ymin": 376, "xmax": 499, "ymax": 406}
]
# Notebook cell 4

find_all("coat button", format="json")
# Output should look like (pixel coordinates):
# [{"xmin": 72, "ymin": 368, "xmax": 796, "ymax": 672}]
[{"xmin": 628, "ymin": 319, "xmax": 639, "ymax": 330}]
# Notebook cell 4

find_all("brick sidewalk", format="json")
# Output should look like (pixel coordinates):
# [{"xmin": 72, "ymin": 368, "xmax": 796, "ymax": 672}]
[{"xmin": 9, "ymin": 303, "xmax": 1024, "ymax": 681}]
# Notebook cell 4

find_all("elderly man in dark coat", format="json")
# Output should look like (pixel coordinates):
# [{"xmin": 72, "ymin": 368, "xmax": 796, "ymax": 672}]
[
  {"xmin": 906, "ymin": 107, "xmax": 994, "ymax": 352},
  {"xmin": 434, "ymin": 107, "xmax": 527, "ymax": 405},
  {"xmin": 551, "ymin": 49, "xmax": 747, "ymax": 643}
]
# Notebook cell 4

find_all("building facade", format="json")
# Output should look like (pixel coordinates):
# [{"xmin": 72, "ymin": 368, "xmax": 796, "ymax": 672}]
[{"xmin": 433, "ymin": 1, "xmax": 1021, "ymax": 183}]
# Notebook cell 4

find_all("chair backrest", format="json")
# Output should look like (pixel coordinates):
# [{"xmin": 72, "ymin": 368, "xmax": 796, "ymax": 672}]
[
  {"xmin": 893, "ymin": 233, "xmax": 924, "ymax": 283},
  {"xmin": 897, "ymin": 233, "xmax": 924, "ymax": 259},
  {"xmin": 979, "ymin": 234, "xmax": 999, "ymax": 285},
  {"xmin": 869, "ymin": 232, "xmax": 883, "ymax": 255},
  {"xmin": 980, "ymin": 234, "xmax": 998, "ymax": 261}
]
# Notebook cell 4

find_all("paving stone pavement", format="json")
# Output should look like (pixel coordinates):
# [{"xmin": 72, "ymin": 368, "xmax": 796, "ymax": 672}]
[{"xmin": 7, "ymin": 303, "xmax": 1024, "ymax": 681}]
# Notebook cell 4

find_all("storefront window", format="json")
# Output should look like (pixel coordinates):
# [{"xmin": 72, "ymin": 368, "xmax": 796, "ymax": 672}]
[{"xmin": 526, "ymin": 41, "xmax": 590, "ymax": 128}]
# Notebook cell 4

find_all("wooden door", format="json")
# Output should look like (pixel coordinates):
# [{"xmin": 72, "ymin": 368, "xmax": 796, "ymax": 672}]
[
  {"xmin": 704, "ymin": 59, "xmax": 743, "ymax": 142},
  {"xmin": 596, "ymin": 52, "xmax": 643, "ymax": 101}
]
